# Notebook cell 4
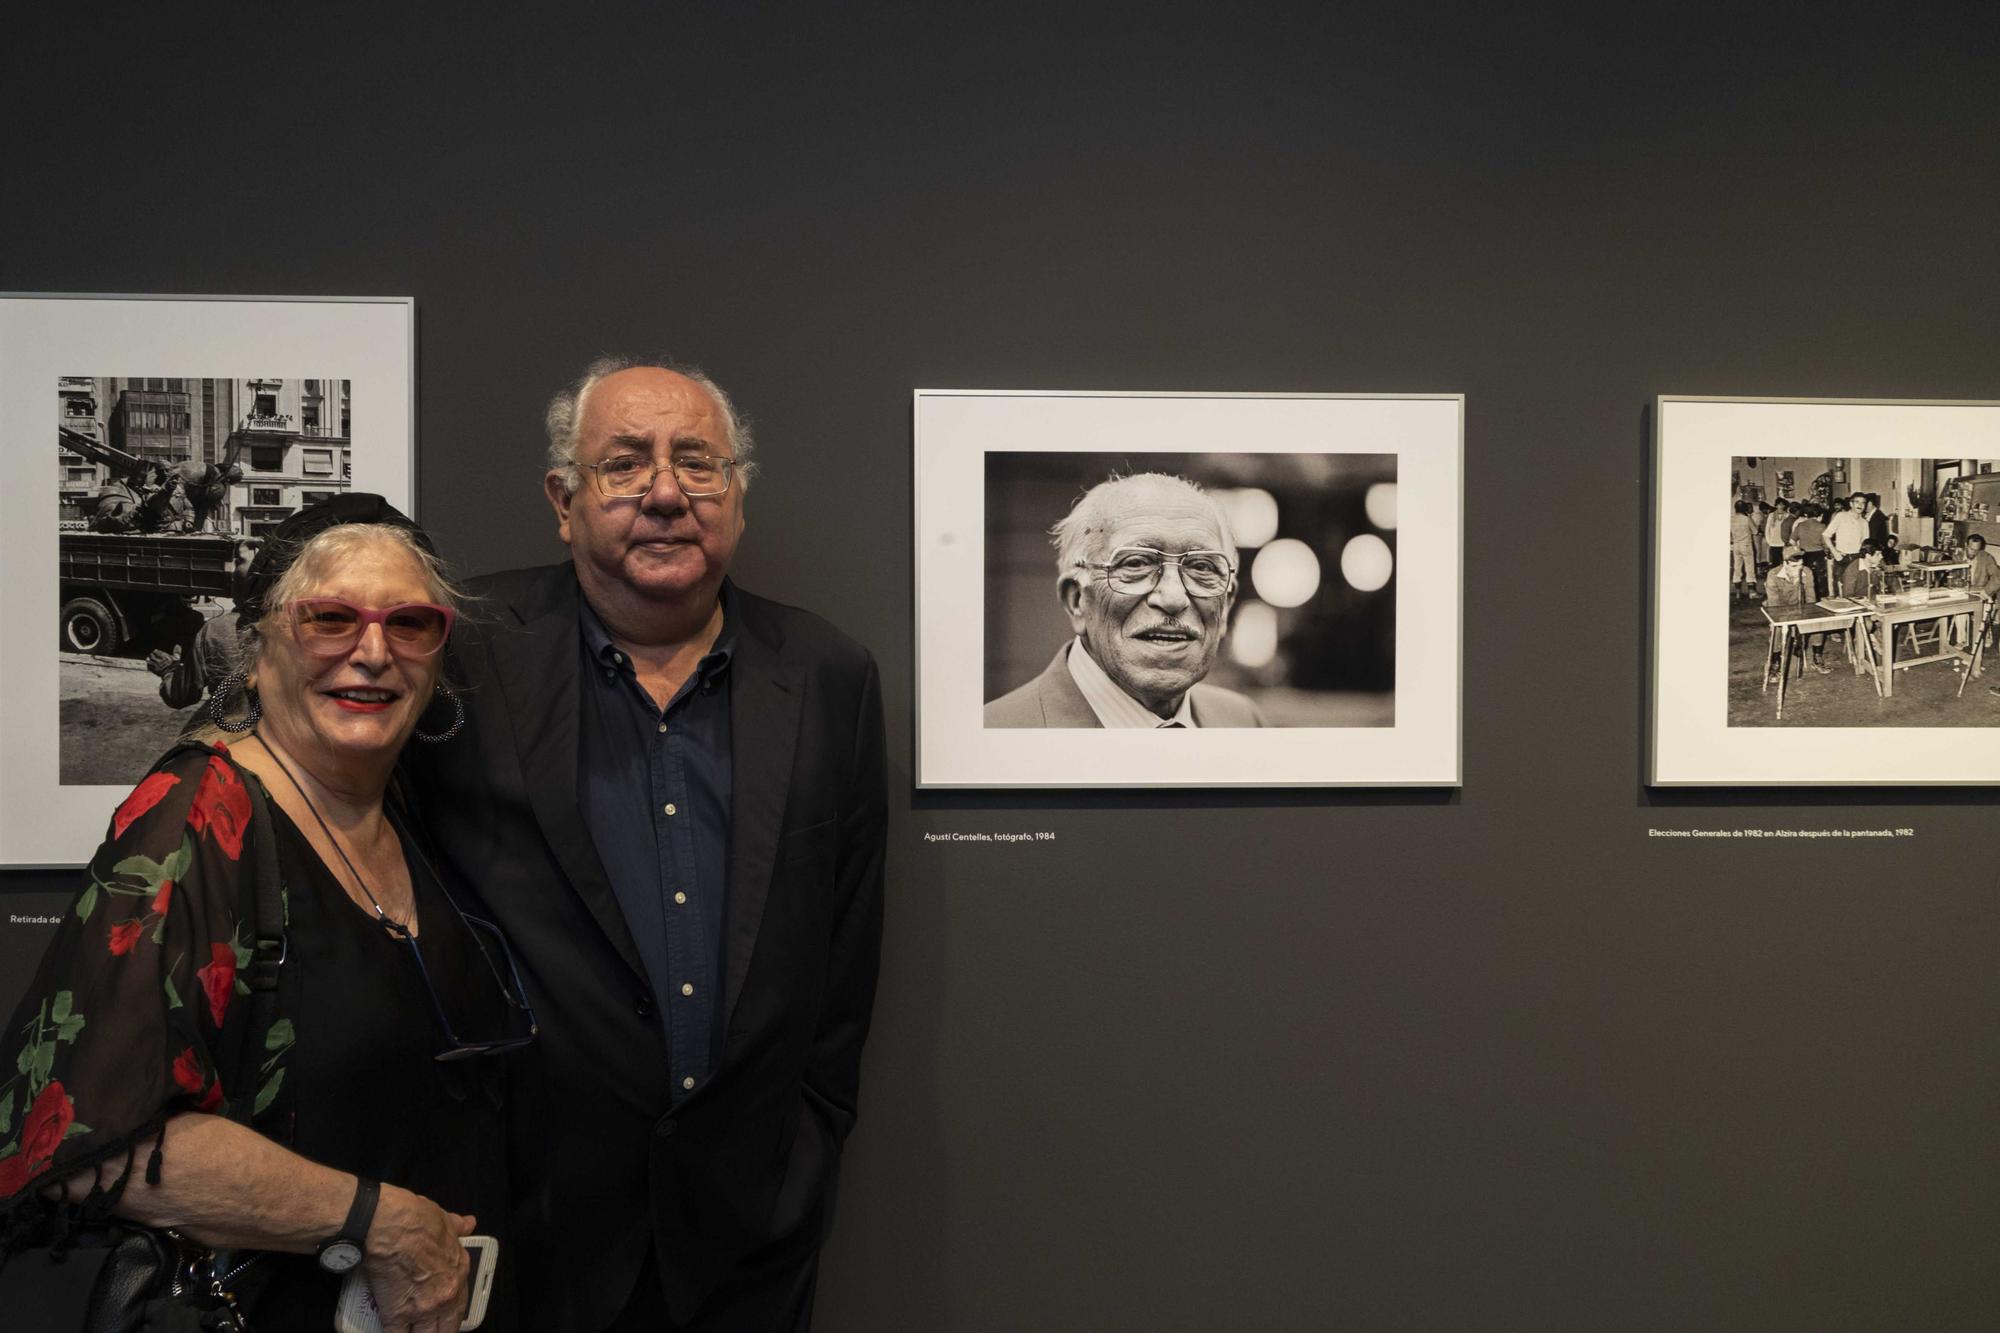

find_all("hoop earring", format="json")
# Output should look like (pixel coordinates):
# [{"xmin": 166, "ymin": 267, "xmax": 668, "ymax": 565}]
[
  {"xmin": 413, "ymin": 685, "xmax": 466, "ymax": 743},
  {"xmin": 208, "ymin": 673, "xmax": 261, "ymax": 733}
]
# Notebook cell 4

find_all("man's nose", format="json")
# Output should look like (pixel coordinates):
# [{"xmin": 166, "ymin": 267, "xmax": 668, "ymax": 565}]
[
  {"xmin": 640, "ymin": 461, "xmax": 685, "ymax": 510},
  {"xmin": 1148, "ymin": 563, "xmax": 1193, "ymax": 612}
]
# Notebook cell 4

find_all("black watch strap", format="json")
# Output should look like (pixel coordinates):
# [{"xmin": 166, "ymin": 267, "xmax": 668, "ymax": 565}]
[{"xmin": 317, "ymin": 1176, "xmax": 380, "ymax": 1272}]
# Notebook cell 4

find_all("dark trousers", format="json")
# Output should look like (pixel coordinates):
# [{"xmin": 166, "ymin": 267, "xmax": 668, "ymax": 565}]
[{"xmin": 608, "ymin": 1246, "xmax": 820, "ymax": 1333}]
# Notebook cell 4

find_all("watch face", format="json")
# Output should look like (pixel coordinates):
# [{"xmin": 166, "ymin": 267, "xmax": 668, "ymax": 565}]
[{"xmin": 319, "ymin": 1240, "xmax": 364, "ymax": 1273}]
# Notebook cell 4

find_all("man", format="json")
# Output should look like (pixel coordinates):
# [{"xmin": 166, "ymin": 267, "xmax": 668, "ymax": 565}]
[
  {"xmin": 1764, "ymin": 499, "xmax": 1790, "ymax": 569},
  {"xmin": 1790, "ymin": 503, "xmax": 1828, "ymax": 597},
  {"xmin": 1764, "ymin": 543, "xmax": 1828, "ymax": 674},
  {"xmin": 1729, "ymin": 501, "xmax": 1760, "ymax": 599},
  {"xmin": 1841, "ymin": 539, "xmax": 1891, "ymax": 599},
  {"xmin": 1752, "ymin": 501, "xmax": 1774, "ymax": 572},
  {"xmin": 407, "ymin": 359, "xmax": 886, "ymax": 1331},
  {"xmin": 1824, "ymin": 493, "xmax": 1870, "ymax": 591},
  {"xmin": 1865, "ymin": 492, "xmax": 1891, "ymax": 548},
  {"xmin": 985, "ymin": 472, "xmax": 1263, "ymax": 727}
]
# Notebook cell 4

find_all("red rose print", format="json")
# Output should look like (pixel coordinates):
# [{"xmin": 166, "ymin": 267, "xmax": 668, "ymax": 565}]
[
  {"xmin": 188, "ymin": 757, "xmax": 250, "ymax": 860},
  {"xmin": 171, "ymin": 1046, "xmax": 224, "ymax": 1112},
  {"xmin": 0, "ymin": 1152, "xmax": 27, "ymax": 1198},
  {"xmin": 196, "ymin": 941, "xmax": 236, "ymax": 1027},
  {"xmin": 16, "ymin": 1081, "xmax": 75, "ymax": 1175},
  {"xmin": 112, "ymin": 772, "xmax": 180, "ymax": 839},
  {"xmin": 152, "ymin": 880, "xmax": 173, "ymax": 916},
  {"xmin": 107, "ymin": 920, "xmax": 144, "ymax": 956}
]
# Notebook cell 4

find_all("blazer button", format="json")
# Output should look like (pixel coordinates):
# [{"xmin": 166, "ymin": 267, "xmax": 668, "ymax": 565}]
[
  {"xmin": 656, "ymin": 1119, "xmax": 677, "ymax": 1139},
  {"xmin": 635, "ymin": 994, "xmax": 655, "ymax": 1019}
]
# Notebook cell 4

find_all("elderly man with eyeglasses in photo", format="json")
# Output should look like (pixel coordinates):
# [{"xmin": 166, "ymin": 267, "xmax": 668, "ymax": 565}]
[
  {"xmin": 986, "ymin": 472, "xmax": 1265, "ymax": 728},
  {"xmin": 404, "ymin": 358, "xmax": 886, "ymax": 1333}
]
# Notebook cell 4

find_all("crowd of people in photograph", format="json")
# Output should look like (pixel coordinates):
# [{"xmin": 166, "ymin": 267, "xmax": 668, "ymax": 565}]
[{"xmin": 1732, "ymin": 492, "xmax": 2000, "ymax": 687}]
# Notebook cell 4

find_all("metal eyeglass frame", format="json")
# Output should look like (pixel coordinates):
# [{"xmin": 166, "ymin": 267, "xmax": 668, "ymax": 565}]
[
  {"xmin": 575, "ymin": 455, "xmax": 737, "ymax": 498},
  {"xmin": 1079, "ymin": 546, "xmax": 1237, "ymax": 598}
]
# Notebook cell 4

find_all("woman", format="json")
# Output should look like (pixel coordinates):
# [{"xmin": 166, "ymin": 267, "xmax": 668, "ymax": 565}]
[{"xmin": 0, "ymin": 499, "xmax": 526, "ymax": 1331}]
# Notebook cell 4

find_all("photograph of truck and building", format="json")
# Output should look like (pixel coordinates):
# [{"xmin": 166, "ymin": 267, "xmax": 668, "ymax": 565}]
[{"xmin": 56, "ymin": 376, "xmax": 352, "ymax": 785}]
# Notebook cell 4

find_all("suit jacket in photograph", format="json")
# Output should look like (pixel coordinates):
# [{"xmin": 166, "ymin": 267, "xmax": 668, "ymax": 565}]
[
  {"xmin": 982, "ymin": 641, "xmax": 1265, "ymax": 727},
  {"xmin": 405, "ymin": 563, "xmax": 886, "ymax": 1329}
]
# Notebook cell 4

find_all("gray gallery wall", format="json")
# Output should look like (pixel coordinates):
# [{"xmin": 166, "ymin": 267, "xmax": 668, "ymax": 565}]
[{"xmin": 6, "ymin": 5, "xmax": 1999, "ymax": 1329}]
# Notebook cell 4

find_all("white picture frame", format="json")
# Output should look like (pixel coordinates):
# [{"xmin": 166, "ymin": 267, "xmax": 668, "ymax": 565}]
[
  {"xmin": 914, "ymin": 389, "xmax": 1463, "ymax": 788},
  {"xmin": 1, "ymin": 293, "xmax": 416, "ymax": 865},
  {"xmin": 1650, "ymin": 394, "xmax": 2000, "ymax": 785}
]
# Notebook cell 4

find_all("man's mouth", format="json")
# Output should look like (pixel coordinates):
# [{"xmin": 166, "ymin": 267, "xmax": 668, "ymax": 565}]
[
  {"xmin": 1132, "ymin": 626, "xmax": 1199, "ymax": 644},
  {"xmin": 325, "ymin": 687, "xmax": 399, "ymax": 713}
]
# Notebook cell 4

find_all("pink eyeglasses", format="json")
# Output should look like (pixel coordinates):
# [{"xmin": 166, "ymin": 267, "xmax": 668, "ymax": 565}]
[{"xmin": 287, "ymin": 599, "xmax": 456, "ymax": 659}]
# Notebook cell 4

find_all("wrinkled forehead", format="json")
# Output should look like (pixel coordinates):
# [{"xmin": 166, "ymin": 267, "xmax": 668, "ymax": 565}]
[
  {"xmin": 581, "ymin": 369, "xmax": 727, "ymax": 453},
  {"xmin": 1094, "ymin": 492, "xmax": 1227, "ymax": 558}
]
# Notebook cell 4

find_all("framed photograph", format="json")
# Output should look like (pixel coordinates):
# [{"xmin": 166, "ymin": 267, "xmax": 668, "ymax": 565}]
[
  {"xmin": 0, "ymin": 294, "xmax": 416, "ymax": 865},
  {"xmin": 914, "ymin": 390, "xmax": 1462, "ymax": 788},
  {"xmin": 1650, "ymin": 395, "xmax": 2000, "ymax": 786}
]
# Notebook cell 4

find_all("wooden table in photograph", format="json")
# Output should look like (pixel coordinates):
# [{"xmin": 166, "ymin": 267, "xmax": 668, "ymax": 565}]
[
  {"xmin": 1760, "ymin": 603, "xmax": 1867, "ymax": 720},
  {"xmin": 1861, "ymin": 593, "xmax": 1981, "ymax": 697}
]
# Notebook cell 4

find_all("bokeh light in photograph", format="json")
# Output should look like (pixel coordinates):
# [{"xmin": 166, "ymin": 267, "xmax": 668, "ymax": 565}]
[
  {"xmin": 1215, "ymin": 487, "xmax": 1280, "ymax": 548},
  {"xmin": 1250, "ymin": 538, "xmax": 1320, "ymax": 607},
  {"xmin": 1341, "ymin": 534, "xmax": 1394, "ymax": 591},
  {"xmin": 1365, "ymin": 482, "xmax": 1397, "ymax": 530},
  {"xmin": 1229, "ymin": 600, "xmax": 1278, "ymax": 668}
]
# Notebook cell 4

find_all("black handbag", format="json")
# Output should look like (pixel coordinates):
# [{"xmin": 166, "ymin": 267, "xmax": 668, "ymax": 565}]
[{"xmin": 0, "ymin": 749, "xmax": 287, "ymax": 1332}]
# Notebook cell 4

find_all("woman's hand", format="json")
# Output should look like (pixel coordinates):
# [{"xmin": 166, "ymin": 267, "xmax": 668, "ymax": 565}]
[{"xmin": 360, "ymin": 1182, "xmax": 476, "ymax": 1332}]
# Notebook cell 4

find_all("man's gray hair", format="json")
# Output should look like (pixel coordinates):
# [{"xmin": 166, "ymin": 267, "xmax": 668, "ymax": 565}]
[
  {"xmin": 1049, "ymin": 472, "xmax": 1237, "ymax": 575},
  {"xmin": 544, "ymin": 355, "xmax": 758, "ymax": 493}
]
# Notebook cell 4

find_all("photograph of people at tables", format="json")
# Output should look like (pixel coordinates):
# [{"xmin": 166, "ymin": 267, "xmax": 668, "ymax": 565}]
[{"xmin": 1727, "ymin": 456, "xmax": 2000, "ymax": 726}]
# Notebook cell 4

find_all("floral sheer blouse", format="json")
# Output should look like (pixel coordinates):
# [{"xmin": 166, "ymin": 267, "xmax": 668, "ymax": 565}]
[{"xmin": 0, "ymin": 743, "xmax": 292, "ymax": 1211}]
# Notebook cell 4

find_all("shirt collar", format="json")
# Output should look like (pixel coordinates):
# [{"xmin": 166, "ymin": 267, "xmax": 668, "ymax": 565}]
[
  {"xmin": 1065, "ymin": 636, "xmax": 1198, "ymax": 729},
  {"xmin": 578, "ymin": 583, "xmax": 737, "ymax": 681}
]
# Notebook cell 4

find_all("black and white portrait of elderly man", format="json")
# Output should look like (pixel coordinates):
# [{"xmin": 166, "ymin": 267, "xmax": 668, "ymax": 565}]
[{"xmin": 984, "ymin": 472, "xmax": 1265, "ymax": 728}]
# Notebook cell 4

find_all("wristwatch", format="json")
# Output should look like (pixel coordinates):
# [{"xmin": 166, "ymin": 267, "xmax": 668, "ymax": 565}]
[{"xmin": 316, "ymin": 1176, "xmax": 380, "ymax": 1274}]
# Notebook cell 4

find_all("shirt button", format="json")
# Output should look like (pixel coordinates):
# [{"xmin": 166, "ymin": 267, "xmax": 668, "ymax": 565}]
[
  {"xmin": 657, "ymin": 722, "xmax": 668, "ymax": 733},
  {"xmin": 673, "ymin": 891, "xmax": 687, "ymax": 905},
  {"xmin": 682, "ymin": 1076, "xmax": 695, "ymax": 1091},
  {"xmin": 611, "ymin": 651, "xmax": 624, "ymax": 663},
  {"xmin": 664, "ymin": 803, "xmax": 677, "ymax": 816},
  {"xmin": 680, "ymin": 982, "xmax": 694, "ymax": 997}
]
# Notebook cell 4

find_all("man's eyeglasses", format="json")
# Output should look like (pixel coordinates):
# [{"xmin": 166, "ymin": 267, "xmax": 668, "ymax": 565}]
[
  {"xmin": 577, "ymin": 454, "xmax": 736, "ymax": 499},
  {"xmin": 1080, "ymin": 547, "xmax": 1235, "ymax": 598},
  {"xmin": 288, "ymin": 600, "xmax": 455, "ymax": 659}
]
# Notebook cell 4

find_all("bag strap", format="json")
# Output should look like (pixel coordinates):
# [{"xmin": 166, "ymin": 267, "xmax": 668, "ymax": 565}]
[{"xmin": 230, "ymin": 771, "xmax": 285, "ymax": 1130}]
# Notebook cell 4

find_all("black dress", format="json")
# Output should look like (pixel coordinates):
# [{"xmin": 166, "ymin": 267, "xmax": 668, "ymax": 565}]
[{"xmin": 0, "ymin": 743, "xmax": 520, "ymax": 1330}]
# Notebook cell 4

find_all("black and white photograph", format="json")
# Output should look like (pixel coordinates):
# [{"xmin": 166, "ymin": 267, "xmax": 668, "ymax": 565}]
[
  {"xmin": 916, "ymin": 390, "xmax": 1461, "ymax": 787},
  {"xmin": 983, "ymin": 451, "xmax": 1395, "ymax": 729},
  {"xmin": 1723, "ymin": 455, "xmax": 2000, "ymax": 729},
  {"xmin": 57, "ymin": 375, "xmax": 355, "ymax": 786},
  {"xmin": 0, "ymin": 295, "xmax": 412, "ymax": 865},
  {"xmin": 1652, "ymin": 396, "xmax": 2000, "ymax": 785}
]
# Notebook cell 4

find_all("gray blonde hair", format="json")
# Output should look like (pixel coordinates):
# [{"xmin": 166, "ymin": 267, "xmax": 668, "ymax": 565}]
[
  {"xmin": 205, "ymin": 524, "xmax": 467, "ymax": 731},
  {"xmin": 1049, "ymin": 473, "xmax": 1238, "ymax": 577},
  {"xmin": 544, "ymin": 355, "xmax": 757, "ymax": 494}
]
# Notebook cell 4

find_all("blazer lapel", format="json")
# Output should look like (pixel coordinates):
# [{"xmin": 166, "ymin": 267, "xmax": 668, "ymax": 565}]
[
  {"xmin": 723, "ymin": 603, "xmax": 805, "ymax": 1034},
  {"xmin": 486, "ymin": 572, "xmax": 648, "ymax": 982},
  {"xmin": 1035, "ymin": 643, "xmax": 1103, "ymax": 728}
]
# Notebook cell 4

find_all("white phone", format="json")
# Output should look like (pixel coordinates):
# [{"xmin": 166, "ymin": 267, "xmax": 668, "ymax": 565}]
[{"xmin": 334, "ymin": 1234, "xmax": 498, "ymax": 1332}]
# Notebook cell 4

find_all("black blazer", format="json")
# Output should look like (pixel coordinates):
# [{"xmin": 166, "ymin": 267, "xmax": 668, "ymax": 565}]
[{"xmin": 405, "ymin": 564, "xmax": 886, "ymax": 1328}]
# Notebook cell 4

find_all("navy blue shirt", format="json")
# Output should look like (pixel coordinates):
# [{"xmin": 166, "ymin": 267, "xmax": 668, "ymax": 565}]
[{"xmin": 577, "ymin": 594, "xmax": 733, "ymax": 1104}]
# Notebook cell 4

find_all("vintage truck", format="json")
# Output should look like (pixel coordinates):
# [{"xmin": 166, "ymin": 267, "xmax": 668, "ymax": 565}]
[{"xmin": 57, "ymin": 531, "xmax": 241, "ymax": 656}]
